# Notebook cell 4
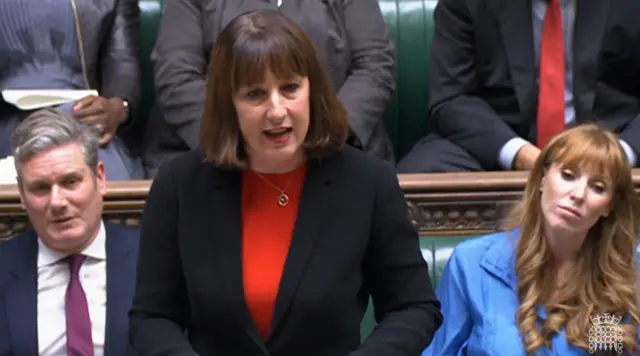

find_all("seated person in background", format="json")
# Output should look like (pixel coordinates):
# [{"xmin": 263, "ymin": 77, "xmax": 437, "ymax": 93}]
[
  {"xmin": 0, "ymin": 108, "xmax": 140, "ymax": 356},
  {"xmin": 142, "ymin": 0, "xmax": 396, "ymax": 178},
  {"xmin": 0, "ymin": 0, "xmax": 144, "ymax": 180},
  {"xmin": 397, "ymin": 0, "xmax": 640, "ymax": 173},
  {"xmin": 129, "ymin": 10, "xmax": 442, "ymax": 356},
  {"xmin": 423, "ymin": 124, "xmax": 640, "ymax": 355}
]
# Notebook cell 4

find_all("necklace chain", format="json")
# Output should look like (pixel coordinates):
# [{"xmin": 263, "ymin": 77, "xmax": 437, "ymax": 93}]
[{"xmin": 255, "ymin": 173, "xmax": 292, "ymax": 207}]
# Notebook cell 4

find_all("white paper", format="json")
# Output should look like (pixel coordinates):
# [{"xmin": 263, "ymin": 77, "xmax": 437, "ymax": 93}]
[
  {"xmin": 2, "ymin": 89, "xmax": 99, "ymax": 110},
  {"xmin": 0, "ymin": 156, "xmax": 17, "ymax": 185}
]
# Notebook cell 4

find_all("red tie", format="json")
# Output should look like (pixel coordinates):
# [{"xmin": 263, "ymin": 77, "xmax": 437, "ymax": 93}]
[{"xmin": 536, "ymin": 0, "xmax": 565, "ymax": 148}]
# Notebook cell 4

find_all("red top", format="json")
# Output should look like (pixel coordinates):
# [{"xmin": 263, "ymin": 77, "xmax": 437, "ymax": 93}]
[{"xmin": 241, "ymin": 163, "xmax": 307, "ymax": 340}]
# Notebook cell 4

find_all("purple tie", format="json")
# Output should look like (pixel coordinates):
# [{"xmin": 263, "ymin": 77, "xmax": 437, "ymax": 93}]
[{"xmin": 65, "ymin": 254, "xmax": 94, "ymax": 356}]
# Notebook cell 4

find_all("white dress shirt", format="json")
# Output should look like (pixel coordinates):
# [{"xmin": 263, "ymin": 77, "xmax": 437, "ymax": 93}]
[{"xmin": 36, "ymin": 221, "xmax": 107, "ymax": 356}]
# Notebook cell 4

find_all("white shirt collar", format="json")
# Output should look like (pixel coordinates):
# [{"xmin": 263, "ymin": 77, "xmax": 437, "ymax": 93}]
[{"xmin": 37, "ymin": 220, "xmax": 107, "ymax": 267}]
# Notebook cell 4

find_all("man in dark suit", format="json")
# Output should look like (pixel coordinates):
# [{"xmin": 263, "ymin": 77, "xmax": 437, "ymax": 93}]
[
  {"xmin": 397, "ymin": 0, "xmax": 640, "ymax": 172},
  {"xmin": 0, "ymin": 108, "xmax": 139, "ymax": 356}
]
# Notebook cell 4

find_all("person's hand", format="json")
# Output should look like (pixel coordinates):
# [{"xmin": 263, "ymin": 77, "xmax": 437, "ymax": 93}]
[
  {"xmin": 72, "ymin": 96, "xmax": 127, "ymax": 146},
  {"xmin": 513, "ymin": 144, "xmax": 541, "ymax": 171}
]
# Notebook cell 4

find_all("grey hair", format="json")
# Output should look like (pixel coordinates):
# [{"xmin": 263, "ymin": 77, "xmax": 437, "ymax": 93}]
[{"xmin": 11, "ymin": 108, "xmax": 100, "ymax": 176}]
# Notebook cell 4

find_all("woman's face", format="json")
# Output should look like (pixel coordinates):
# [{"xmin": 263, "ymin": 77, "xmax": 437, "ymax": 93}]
[
  {"xmin": 540, "ymin": 162, "xmax": 614, "ymax": 238},
  {"xmin": 233, "ymin": 70, "xmax": 310, "ymax": 173}
]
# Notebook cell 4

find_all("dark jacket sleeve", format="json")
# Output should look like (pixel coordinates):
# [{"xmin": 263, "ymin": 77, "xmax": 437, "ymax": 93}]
[
  {"xmin": 352, "ymin": 165, "xmax": 443, "ymax": 355},
  {"xmin": 616, "ymin": 58, "xmax": 640, "ymax": 157},
  {"xmin": 619, "ymin": 114, "xmax": 640, "ymax": 160},
  {"xmin": 338, "ymin": 0, "xmax": 395, "ymax": 149},
  {"xmin": 429, "ymin": 0, "xmax": 519, "ymax": 169},
  {"xmin": 0, "ymin": 250, "xmax": 9, "ymax": 356},
  {"xmin": 605, "ymin": 1, "xmax": 640, "ymax": 161},
  {"xmin": 128, "ymin": 160, "xmax": 198, "ymax": 356},
  {"xmin": 99, "ymin": 0, "xmax": 141, "ymax": 124},
  {"xmin": 151, "ymin": 0, "xmax": 207, "ymax": 149}
]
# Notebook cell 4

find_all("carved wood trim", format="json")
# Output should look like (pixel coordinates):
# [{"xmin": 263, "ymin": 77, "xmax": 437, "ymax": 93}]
[
  {"xmin": 401, "ymin": 170, "xmax": 640, "ymax": 235},
  {"xmin": 2, "ymin": 170, "xmax": 640, "ymax": 238}
]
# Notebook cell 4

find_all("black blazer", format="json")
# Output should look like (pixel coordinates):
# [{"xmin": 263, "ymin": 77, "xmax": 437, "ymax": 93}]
[
  {"xmin": 78, "ymin": 0, "xmax": 142, "ymax": 148},
  {"xmin": 76, "ymin": 0, "xmax": 140, "ymax": 108},
  {"xmin": 429, "ymin": 0, "xmax": 640, "ymax": 169},
  {"xmin": 129, "ymin": 146, "xmax": 442, "ymax": 356}
]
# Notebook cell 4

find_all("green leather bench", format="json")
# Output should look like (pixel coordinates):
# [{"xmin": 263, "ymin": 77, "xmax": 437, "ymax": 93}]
[
  {"xmin": 136, "ymin": 0, "xmax": 164, "ymax": 140},
  {"xmin": 136, "ymin": 0, "xmax": 437, "ymax": 161},
  {"xmin": 379, "ymin": 0, "xmax": 437, "ymax": 158}
]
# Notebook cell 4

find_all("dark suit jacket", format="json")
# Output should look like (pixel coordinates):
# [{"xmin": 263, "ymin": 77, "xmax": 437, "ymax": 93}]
[
  {"xmin": 429, "ymin": 0, "xmax": 640, "ymax": 169},
  {"xmin": 0, "ymin": 222, "xmax": 140, "ymax": 356},
  {"xmin": 77, "ymin": 0, "xmax": 140, "ymax": 109},
  {"xmin": 77, "ymin": 0, "xmax": 142, "ymax": 148},
  {"xmin": 129, "ymin": 146, "xmax": 442, "ymax": 356},
  {"xmin": 142, "ymin": 0, "xmax": 395, "ymax": 176}
]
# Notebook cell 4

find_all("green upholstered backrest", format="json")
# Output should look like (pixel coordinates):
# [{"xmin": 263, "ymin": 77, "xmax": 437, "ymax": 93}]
[
  {"xmin": 136, "ymin": 0, "xmax": 164, "ymax": 138},
  {"xmin": 379, "ymin": 0, "xmax": 437, "ymax": 159}
]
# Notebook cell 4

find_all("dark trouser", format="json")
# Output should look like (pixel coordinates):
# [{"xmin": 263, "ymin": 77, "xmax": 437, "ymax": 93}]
[{"xmin": 396, "ymin": 133, "xmax": 487, "ymax": 173}]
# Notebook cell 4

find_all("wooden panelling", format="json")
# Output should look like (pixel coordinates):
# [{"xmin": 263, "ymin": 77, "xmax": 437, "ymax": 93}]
[{"xmin": 2, "ymin": 170, "xmax": 639, "ymax": 238}]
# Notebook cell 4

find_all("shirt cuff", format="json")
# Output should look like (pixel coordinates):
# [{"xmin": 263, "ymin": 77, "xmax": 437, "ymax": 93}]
[
  {"xmin": 619, "ymin": 139, "xmax": 637, "ymax": 167},
  {"xmin": 498, "ymin": 137, "xmax": 529, "ymax": 170}
]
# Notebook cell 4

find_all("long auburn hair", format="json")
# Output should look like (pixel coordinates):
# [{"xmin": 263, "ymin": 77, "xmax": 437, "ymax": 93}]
[{"xmin": 503, "ymin": 124, "xmax": 640, "ymax": 354}]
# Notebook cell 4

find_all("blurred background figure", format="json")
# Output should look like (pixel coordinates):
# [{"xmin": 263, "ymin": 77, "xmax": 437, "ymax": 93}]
[{"xmin": 0, "ymin": 0, "xmax": 144, "ymax": 180}]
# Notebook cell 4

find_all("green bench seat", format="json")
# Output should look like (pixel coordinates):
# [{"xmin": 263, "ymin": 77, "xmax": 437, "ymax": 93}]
[{"xmin": 360, "ymin": 235, "xmax": 476, "ymax": 338}]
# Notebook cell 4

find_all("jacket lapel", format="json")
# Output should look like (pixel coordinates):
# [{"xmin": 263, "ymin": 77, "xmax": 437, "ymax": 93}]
[
  {"xmin": 268, "ymin": 157, "xmax": 336, "ymax": 340},
  {"xmin": 104, "ymin": 223, "xmax": 137, "ymax": 356},
  {"xmin": 207, "ymin": 156, "xmax": 337, "ymax": 348},
  {"xmin": 207, "ymin": 167, "xmax": 268, "ymax": 351},
  {"xmin": 5, "ymin": 232, "xmax": 39, "ymax": 356},
  {"xmin": 572, "ymin": 0, "xmax": 610, "ymax": 119},
  {"xmin": 498, "ymin": 0, "xmax": 536, "ymax": 113}
]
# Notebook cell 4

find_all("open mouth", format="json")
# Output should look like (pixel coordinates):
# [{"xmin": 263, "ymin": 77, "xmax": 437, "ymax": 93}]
[{"xmin": 264, "ymin": 128, "xmax": 293, "ymax": 142}]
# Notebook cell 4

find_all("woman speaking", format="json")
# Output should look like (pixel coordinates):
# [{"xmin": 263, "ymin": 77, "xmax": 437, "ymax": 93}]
[{"xmin": 129, "ymin": 10, "xmax": 442, "ymax": 356}]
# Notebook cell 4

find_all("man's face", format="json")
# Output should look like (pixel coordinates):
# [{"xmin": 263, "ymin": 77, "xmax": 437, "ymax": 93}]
[{"xmin": 18, "ymin": 143, "xmax": 106, "ymax": 253}]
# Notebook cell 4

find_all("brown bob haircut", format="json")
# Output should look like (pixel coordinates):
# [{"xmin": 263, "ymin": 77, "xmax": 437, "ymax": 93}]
[{"xmin": 199, "ymin": 10, "xmax": 350, "ymax": 169}]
